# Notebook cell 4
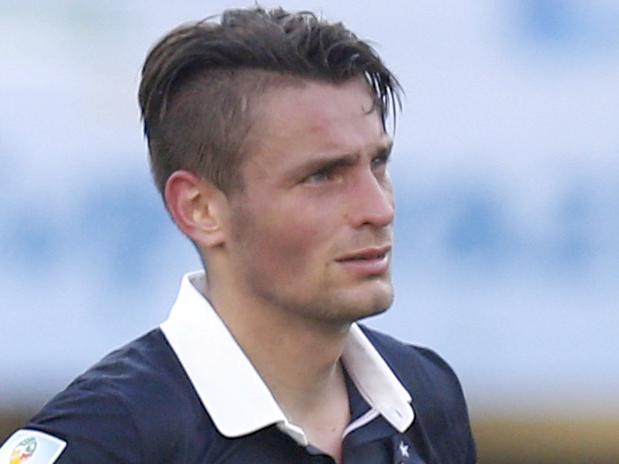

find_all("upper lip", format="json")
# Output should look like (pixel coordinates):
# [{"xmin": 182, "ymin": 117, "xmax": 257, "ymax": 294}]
[{"xmin": 335, "ymin": 245, "xmax": 391, "ymax": 261}]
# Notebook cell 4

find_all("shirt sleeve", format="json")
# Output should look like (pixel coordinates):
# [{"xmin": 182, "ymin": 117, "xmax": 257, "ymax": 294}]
[
  {"xmin": 412, "ymin": 346, "xmax": 477, "ymax": 463},
  {"xmin": 24, "ymin": 383, "xmax": 145, "ymax": 464}
]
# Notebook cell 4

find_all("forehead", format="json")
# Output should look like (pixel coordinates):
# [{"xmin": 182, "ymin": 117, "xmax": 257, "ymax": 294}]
[{"xmin": 242, "ymin": 78, "xmax": 389, "ymax": 172}]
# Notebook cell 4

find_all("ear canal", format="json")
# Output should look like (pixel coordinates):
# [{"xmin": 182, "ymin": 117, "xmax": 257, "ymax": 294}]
[{"xmin": 191, "ymin": 196, "xmax": 218, "ymax": 232}]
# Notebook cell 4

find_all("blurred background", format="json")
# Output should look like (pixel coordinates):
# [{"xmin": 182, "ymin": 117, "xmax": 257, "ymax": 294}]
[{"xmin": 1, "ymin": 1, "xmax": 618, "ymax": 462}]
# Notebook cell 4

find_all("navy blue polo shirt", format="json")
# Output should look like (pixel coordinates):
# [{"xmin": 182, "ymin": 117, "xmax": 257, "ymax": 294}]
[{"xmin": 1, "ymin": 272, "xmax": 476, "ymax": 463}]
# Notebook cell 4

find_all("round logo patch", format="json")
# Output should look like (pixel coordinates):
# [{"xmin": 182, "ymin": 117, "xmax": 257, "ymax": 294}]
[{"xmin": 10, "ymin": 437, "xmax": 37, "ymax": 464}]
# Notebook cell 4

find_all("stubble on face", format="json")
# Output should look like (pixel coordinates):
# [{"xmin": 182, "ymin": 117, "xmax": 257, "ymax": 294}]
[
  {"xmin": 221, "ymin": 78, "xmax": 395, "ymax": 326},
  {"xmin": 227, "ymin": 196, "xmax": 394, "ymax": 324}
]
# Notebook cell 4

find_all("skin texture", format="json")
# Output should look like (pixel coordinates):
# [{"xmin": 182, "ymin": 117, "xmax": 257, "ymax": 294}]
[
  {"xmin": 165, "ymin": 77, "xmax": 396, "ymax": 463},
  {"xmin": 220, "ymin": 78, "xmax": 395, "ymax": 326}
]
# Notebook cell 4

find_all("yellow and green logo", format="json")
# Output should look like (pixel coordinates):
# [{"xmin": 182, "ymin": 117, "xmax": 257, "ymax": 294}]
[{"xmin": 10, "ymin": 437, "xmax": 37, "ymax": 464}]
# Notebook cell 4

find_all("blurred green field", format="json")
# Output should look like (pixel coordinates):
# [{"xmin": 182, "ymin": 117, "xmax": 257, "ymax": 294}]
[
  {"xmin": 2, "ymin": 409, "xmax": 618, "ymax": 463},
  {"xmin": 472, "ymin": 415, "xmax": 619, "ymax": 463}
]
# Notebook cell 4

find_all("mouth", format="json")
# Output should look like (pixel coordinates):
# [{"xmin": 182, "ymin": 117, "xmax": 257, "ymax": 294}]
[
  {"xmin": 335, "ymin": 245, "xmax": 391, "ymax": 276},
  {"xmin": 336, "ymin": 245, "xmax": 391, "ymax": 262}
]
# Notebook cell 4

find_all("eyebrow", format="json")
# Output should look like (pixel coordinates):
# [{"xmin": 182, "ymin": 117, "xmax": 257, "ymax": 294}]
[
  {"xmin": 291, "ymin": 139, "xmax": 394, "ymax": 179},
  {"xmin": 297, "ymin": 153, "xmax": 360, "ymax": 177}
]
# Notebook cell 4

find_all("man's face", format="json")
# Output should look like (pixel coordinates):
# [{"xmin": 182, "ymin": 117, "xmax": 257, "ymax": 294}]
[{"xmin": 223, "ymin": 78, "xmax": 395, "ymax": 324}]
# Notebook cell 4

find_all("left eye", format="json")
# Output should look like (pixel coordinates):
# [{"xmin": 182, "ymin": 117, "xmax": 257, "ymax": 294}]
[
  {"xmin": 372, "ymin": 155, "xmax": 389, "ymax": 168},
  {"xmin": 304, "ymin": 169, "xmax": 333, "ymax": 183}
]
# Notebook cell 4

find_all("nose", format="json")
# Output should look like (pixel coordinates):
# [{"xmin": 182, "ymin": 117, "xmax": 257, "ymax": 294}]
[{"xmin": 349, "ymin": 170, "xmax": 394, "ymax": 229}]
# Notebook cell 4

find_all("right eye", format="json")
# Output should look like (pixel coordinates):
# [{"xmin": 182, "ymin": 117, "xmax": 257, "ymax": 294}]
[{"xmin": 303, "ymin": 168, "xmax": 334, "ymax": 184}]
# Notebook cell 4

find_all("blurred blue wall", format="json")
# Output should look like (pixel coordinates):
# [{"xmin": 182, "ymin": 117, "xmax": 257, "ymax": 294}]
[{"xmin": 1, "ymin": 0, "xmax": 618, "ymax": 417}]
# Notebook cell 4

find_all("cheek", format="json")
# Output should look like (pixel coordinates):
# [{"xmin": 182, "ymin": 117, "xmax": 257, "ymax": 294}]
[
  {"xmin": 250, "ymin": 206, "xmax": 337, "ymax": 271},
  {"xmin": 229, "ymin": 188, "xmax": 344, "ymax": 273},
  {"xmin": 262, "ymin": 214, "xmax": 328, "ymax": 264}
]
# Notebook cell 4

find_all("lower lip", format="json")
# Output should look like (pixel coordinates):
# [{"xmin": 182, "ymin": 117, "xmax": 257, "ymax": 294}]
[{"xmin": 337, "ymin": 254, "xmax": 389, "ymax": 276}]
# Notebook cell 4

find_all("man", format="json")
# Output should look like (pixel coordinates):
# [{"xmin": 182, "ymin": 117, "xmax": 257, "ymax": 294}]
[{"xmin": 0, "ymin": 7, "xmax": 476, "ymax": 463}]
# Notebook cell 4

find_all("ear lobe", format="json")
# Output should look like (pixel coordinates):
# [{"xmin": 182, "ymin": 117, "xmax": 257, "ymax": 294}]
[{"xmin": 164, "ymin": 170, "xmax": 227, "ymax": 248}]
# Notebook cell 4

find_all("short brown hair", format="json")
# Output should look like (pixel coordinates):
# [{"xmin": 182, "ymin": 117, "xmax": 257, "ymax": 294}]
[{"xmin": 139, "ymin": 6, "xmax": 401, "ymax": 195}]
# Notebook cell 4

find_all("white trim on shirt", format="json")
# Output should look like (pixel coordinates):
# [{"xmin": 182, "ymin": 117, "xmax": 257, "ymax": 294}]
[{"xmin": 160, "ymin": 271, "xmax": 414, "ymax": 445}]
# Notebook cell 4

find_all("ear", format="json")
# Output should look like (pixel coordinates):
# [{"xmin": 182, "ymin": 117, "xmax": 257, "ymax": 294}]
[{"xmin": 164, "ymin": 170, "xmax": 227, "ymax": 248}]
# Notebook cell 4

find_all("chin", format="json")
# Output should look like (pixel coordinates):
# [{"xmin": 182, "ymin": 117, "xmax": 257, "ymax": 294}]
[
  {"xmin": 326, "ymin": 283, "xmax": 394, "ymax": 323},
  {"xmin": 357, "ymin": 291, "xmax": 393, "ymax": 320},
  {"xmin": 350, "ymin": 303, "xmax": 389, "ymax": 323}
]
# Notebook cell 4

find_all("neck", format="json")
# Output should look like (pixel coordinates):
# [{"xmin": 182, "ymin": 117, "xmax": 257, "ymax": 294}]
[
  {"xmin": 206, "ymin": 271, "xmax": 352, "ymax": 461},
  {"xmin": 209, "ymin": 278, "xmax": 351, "ymax": 408}
]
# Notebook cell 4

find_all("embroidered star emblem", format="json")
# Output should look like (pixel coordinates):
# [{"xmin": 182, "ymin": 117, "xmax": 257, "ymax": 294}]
[{"xmin": 399, "ymin": 440, "xmax": 410, "ymax": 458}]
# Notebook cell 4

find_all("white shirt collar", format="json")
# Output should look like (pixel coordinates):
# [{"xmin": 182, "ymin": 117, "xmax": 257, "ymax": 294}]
[{"xmin": 160, "ymin": 271, "xmax": 414, "ymax": 445}]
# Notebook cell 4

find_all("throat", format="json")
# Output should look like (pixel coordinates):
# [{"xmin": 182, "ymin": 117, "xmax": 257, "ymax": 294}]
[
  {"xmin": 208, "ymin": 282, "xmax": 353, "ymax": 460},
  {"xmin": 281, "ymin": 362, "xmax": 351, "ymax": 464}
]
